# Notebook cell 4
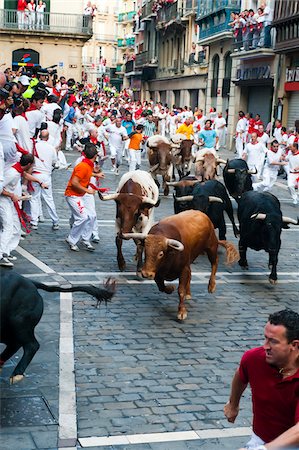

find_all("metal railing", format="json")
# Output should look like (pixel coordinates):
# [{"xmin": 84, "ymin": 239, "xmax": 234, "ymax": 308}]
[
  {"xmin": 118, "ymin": 11, "xmax": 136, "ymax": 22},
  {"xmin": 117, "ymin": 37, "xmax": 135, "ymax": 47},
  {"xmin": 156, "ymin": 2, "xmax": 180, "ymax": 24},
  {"xmin": 125, "ymin": 60, "xmax": 135, "ymax": 73},
  {"xmin": 135, "ymin": 51, "xmax": 158, "ymax": 67},
  {"xmin": 199, "ymin": 21, "xmax": 233, "ymax": 39},
  {"xmin": 232, "ymin": 24, "xmax": 274, "ymax": 52},
  {"xmin": 197, "ymin": 0, "xmax": 240, "ymax": 20},
  {"xmin": 182, "ymin": 0, "xmax": 198, "ymax": 17},
  {"xmin": 141, "ymin": 1, "xmax": 156, "ymax": 20},
  {"xmin": 0, "ymin": 9, "xmax": 92, "ymax": 34},
  {"xmin": 94, "ymin": 34, "xmax": 117, "ymax": 43}
]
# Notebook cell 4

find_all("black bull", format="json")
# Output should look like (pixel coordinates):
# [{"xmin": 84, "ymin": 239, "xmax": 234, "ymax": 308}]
[
  {"xmin": 223, "ymin": 158, "xmax": 255, "ymax": 199},
  {"xmin": 237, "ymin": 191, "xmax": 298, "ymax": 283},
  {"xmin": 0, "ymin": 269, "xmax": 115, "ymax": 383}
]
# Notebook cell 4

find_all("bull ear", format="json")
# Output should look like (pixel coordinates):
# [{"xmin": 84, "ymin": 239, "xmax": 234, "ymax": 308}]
[{"xmin": 166, "ymin": 238, "xmax": 184, "ymax": 251}]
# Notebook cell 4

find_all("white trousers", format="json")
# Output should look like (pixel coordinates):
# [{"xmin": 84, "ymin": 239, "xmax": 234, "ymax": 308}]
[
  {"xmin": 236, "ymin": 135, "xmax": 244, "ymax": 158},
  {"xmin": 83, "ymin": 193, "xmax": 99, "ymax": 239},
  {"xmin": 109, "ymin": 145, "xmax": 123, "ymax": 167},
  {"xmin": 245, "ymin": 431, "xmax": 265, "ymax": 449},
  {"xmin": 129, "ymin": 149, "xmax": 141, "ymax": 171},
  {"xmin": 65, "ymin": 195, "xmax": 95, "ymax": 245},
  {"xmin": 253, "ymin": 167, "xmax": 278, "ymax": 192},
  {"xmin": 29, "ymin": 174, "xmax": 59, "ymax": 226},
  {"xmin": 65, "ymin": 123, "xmax": 74, "ymax": 149},
  {"xmin": 0, "ymin": 196, "xmax": 21, "ymax": 258},
  {"xmin": 36, "ymin": 12, "xmax": 44, "ymax": 29},
  {"xmin": 288, "ymin": 172, "xmax": 298, "ymax": 201}
]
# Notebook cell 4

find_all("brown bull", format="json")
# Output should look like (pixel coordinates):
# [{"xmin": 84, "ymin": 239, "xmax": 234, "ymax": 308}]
[
  {"xmin": 175, "ymin": 139, "xmax": 194, "ymax": 179},
  {"xmin": 195, "ymin": 152, "xmax": 226, "ymax": 181},
  {"xmin": 123, "ymin": 210, "xmax": 239, "ymax": 321}
]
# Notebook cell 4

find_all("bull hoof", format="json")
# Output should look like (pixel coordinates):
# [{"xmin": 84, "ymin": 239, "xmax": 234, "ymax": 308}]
[
  {"xmin": 10, "ymin": 374, "xmax": 24, "ymax": 384},
  {"xmin": 208, "ymin": 282, "xmax": 216, "ymax": 293},
  {"xmin": 186, "ymin": 294, "xmax": 192, "ymax": 300},
  {"xmin": 239, "ymin": 260, "xmax": 248, "ymax": 270},
  {"xmin": 269, "ymin": 278, "xmax": 277, "ymax": 285},
  {"xmin": 136, "ymin": 271, "xmax": 143, "ymax": 279},
  {"xmin": 164, "ymin": 187, "xmax": 169, "ymax": 196},
  {"xmin": 164, "ymin": 284, "xmax": 175, "ymax": 294},
  {"xmin": 177, "ymin": 309, "xmax": 188, "ymax": 321},
  {"xmin": 118, "ymin": 262, "xmax": 126, "ymax": 272}
]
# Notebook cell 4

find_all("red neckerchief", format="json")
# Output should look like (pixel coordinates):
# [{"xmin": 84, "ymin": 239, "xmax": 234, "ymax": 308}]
[
  {"xmin": 204, "ymin": 127, "xmax": 211, "ymax": 131},
  {"xmin": 15, "ymin": 142, "xmax": 29, "ymax": 155},
  {"xmin": 251, "ymin": 141, "xmax": 258, "ymax": 145},
  {"xmin": 26, "ymin": 103, "xmax": 38, "ymax": 112},
  {"xmin": 276, "ymin": 125, "xmax": 282, "ymax": 129},
  {"xmin": 257, "ymin": 130, "xmax": 263, "ymax": 137},
  {"xmin": 14, "ymin": 201, "xmax": 31, "ymax": 234},
  {"xmin": 82, "ymin": 158, "xmax": 94, "ymax": 168},
  {"xmin": 12, "ymin": 162, "xmax": 24, "ymax": 174},
  {"xmin": 197, "ymin": 114, "xmax": 202, "ymax": 119},
  {"xmin": 90, "ymin": 136, "xmax": 98, "ymax": 145}
]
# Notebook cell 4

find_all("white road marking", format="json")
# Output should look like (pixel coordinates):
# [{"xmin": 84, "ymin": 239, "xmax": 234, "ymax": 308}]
[
  {"xmin": 16, "ymin": 248, "xmax": 77, "ymax": 450},
  {"xmin": 58, "ymin": 292, "xmax": 77, "ymax": 450},
  {"xmin": 16, "ymin": 246, "xmax": 56, "ymax": 273},
  {"xmin": 78, "ymin": 427, "xmax": 252, "ymax": 447},
  {"xmin": 59, "ymin": 271, "xmax": 298, "ymax": 277}
]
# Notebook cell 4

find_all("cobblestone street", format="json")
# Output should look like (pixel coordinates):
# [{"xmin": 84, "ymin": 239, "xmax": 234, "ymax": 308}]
[{"xmin": 0, "ymin": 150, "xmax": 298, "ymax": 450}]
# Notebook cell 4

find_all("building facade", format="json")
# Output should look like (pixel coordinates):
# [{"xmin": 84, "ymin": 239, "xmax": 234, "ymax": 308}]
[
  {"xmin": 272, "ymin": 0, "xmax": 299, "ymax": 129},
  {"xmin": 135, "ymin": 0, "xmax": 208, "ymax": 107},
  {"xmin": 0, "ymin": 0, "xmax": 92, "ymax": 80}
]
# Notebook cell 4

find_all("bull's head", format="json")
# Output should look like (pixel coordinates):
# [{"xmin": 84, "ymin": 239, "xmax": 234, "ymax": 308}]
[
  {"xmin": 224, "ymin": 166, "xmax": 255, "ymax": 198},
  {"xmin": 122, "ymin": 233, "xmax": 184, "ymax": 279},
  {"xmin": 98, "ymin": 192, "xmax": 159, "ymax": 234}
]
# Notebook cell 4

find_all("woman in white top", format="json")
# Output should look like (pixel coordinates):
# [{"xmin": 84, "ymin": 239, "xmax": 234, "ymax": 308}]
[{"xmin": 27, "ymin": 0, "xmax": 36, "ymax": 30}]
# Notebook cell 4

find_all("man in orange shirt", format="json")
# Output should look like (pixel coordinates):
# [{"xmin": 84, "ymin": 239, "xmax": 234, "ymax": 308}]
[
  {"xmin": 65, "ymin": 144, "xmax": 104, "ymax": 251},
  {"xmin": 128, "ymin": 124, "xmax": 144, "ymax": 172}
]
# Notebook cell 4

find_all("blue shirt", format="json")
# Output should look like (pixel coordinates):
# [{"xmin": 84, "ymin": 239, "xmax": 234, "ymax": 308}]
[
  {"xmin": 199, "ymin": 129, "xmax": 217, "ymax": 148},
  {"xmin": 122, "ymin": 120, "xmax": 135, "ymax": 135}
]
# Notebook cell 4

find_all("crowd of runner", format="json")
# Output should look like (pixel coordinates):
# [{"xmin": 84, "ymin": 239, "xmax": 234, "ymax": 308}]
[{"xmin": 0, "ymin": 67, "xmax": 298, "ymax": 266}]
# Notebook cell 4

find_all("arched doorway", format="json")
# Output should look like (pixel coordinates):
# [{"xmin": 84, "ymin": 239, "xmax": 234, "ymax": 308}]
[{"xmin": 12, "ymin": 48, "xmax": 40, "ymax": 71}]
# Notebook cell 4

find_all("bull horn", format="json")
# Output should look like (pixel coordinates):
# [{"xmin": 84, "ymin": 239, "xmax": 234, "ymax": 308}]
[
  {"xmin": 282, "ymin": 216, "xmax": 299, "ymax": 225},
  {"xmin": 166, "ymin": 181, "xmax": 181, "ymax": 186},
  {"xmin": 196, "ymin": 157, "xmax": 204, "ymax": 162},
  {"xmin": 166, "ymin": 238, "xmax": 184, "ymax": 252},
  {"xmin": 149, "ymin": 163, "xmax": 159, "ymax": 173},
  {"xmin": 248, "ymin": 167, "xmax": 258, "ymax": 174},
  {"xmin": 141, "ymin": 196, "xmax": 157, "ymax": 206},
  {"xmin": 216, "ymin": 159, "xmax": 227, "ymax": 164},
  {"xmin": 98, "ymin": 192, "xmax": 119, "ymax": 201},
  {"xmin": 251, "ymin": 213, "xmax": 266, "ymax": 220},
  {"xmin": 170, "ymin": 143, "xmax": 181, "ymax": 149},
  {"xmin": 227, "ymin": 169, "xmax": 236, "ymax": 173},
  {"xmin": 175, "ymin": 195, "xmax": 194, "ymax": 202},
  {"xmin": 208, "ymin": 196, "xmax": 223, "ymax": 203},
  {"xmin": 122, "ymin": 232, "xmax": 147, "ymax": 240}
]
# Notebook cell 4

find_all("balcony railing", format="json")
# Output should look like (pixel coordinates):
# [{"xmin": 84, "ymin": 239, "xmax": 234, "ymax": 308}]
[
  {"xmin": 117, "ymin": 37, "xmax": 135, "ymax": 48},
  {"xmin": 125, "ymin": 60, "xmax": 135, "ymax": 73},
  {"xmin": 273, "ymin": 0, "xmax": 299, "ymax": 23},
  {"xmin": 182, "ymin": 0, "xmax": 198, "ymax": 17},
  {"xmin": 0, "ymin": 9, "xmax": 92, "ymax": 35},
  {"xmin": 141, "ymin": 0, "xmax": 156, "ymax": 20},
  {"xmin": 197, "ymin": 0, "xmax": 240, "ymax": 20},
  {"xmin": 156, "ymin": 2, "xmax": 180, "ymax": 25},
  {"xmin": 94, "ymin": 34, "xmax": 117, "ymax": 43},
  {"xmin": 232, "ymin": 23, "xmax": 274, "ymax": 53},
  {"xmin": 135, "ymin": 51, "xmax": 158, "ymax": 67},
  {"xmin": 118, "ymin": 11, "xmax": 136, "ymax": 23},
  {"xmin": 199, "ymin": 21, "xmax": 233, "ymax": 40}
]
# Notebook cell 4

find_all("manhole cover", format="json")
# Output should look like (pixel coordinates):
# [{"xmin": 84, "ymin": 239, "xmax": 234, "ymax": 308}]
[{"xmin": 0, "ymin": 396, "xmax": 57, "ymax": 427}]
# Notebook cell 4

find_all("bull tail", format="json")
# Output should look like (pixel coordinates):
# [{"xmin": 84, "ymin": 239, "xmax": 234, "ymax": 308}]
[
  {"xmin": 32, "ymin": 278, "xmax": 116, "ymax": 304},
  {"xmin": 218, "ymin": 240, "xmax": 239, "ymax": 265}
]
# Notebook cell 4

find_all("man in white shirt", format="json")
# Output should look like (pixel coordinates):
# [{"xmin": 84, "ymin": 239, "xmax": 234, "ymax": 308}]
[
  {"xmin": 253, "ymin": 140, "xmax": 285, "ymax": 192},
  {"xmin": 41, "ymin": 94, "xmax": 61, "ymax": 121},
  {"xmin": 29, "ymin": 130, "xmax": 59, "ymax": 230},
  {"xmin": 260, "ymin": 1, "xmax": 273, "ymax": 48},
  {"xmin": 158, "ymin": 108, "xmax": 167, "ymax": 136},
  {"xmin": 13, "ymin": 107, "xmax": 33, "ymax": 153},
  {"xmin": 236, "ymin": 111, "xmax": 247, "ymax": 157},
  {"xmin": 0, "ymin": 142, "xmax": 4, "ymax": 194},
  {"xmin": 105, "ymin": 117, "xmax": 128, "ymax": 175},
  {"xmin": 286, "ymin": 143, "xmax": 299, "ymax": 205},
  {"xmin": 242, "ymin": 132, "xmax": 266, "ymax": 182},
  {"xmin": 273, "ymin": 119, "xmax": 283, "ymax": 144},
  {"xmin": 214, "ymin": 112, "xmax": 227, "ymax": 149},
  {"xmin": 26, "ymin": 92, "xmax": 45, "ymax": 138},
  {"xmin": 257, "ymin": 124, "xmax": 270, "ymax": 146}
]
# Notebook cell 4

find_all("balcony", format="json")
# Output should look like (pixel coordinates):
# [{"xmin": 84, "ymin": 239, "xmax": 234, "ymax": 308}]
[
  {"xmin": 197, "ymin": 0, "xmax": 240, "ymax": 20},
  {"xmin": 0, "ymin": 9, "xmax": 92, "ymax": 36},
  {"xmin": 118, "ymin": 11, "xmax": 136, "ymax": 23},
  {"xmin": 182, "ymin": 0, "xmax": 198, "ymax": 18},
  {"xmin": 197, "ymin": 0, "xmax": 240, "ymax": 44},
  {"xmin": 156, "ymin": 2, "xmax": 184, "ymax": 28},
  {"xmin": 117, "ymin": 37, "xmax": 135, "ymax": 48},
  {"xmin": 141, "ymin": 1, "xmax": 157, "ymax": 22},
  {"xmin": 115, "ymin": 63, "xmax": 125, "ymax": 74},
  {"xmin": 125, "ymin": 59, "xmax": 135, "ymax": 73},
  {"xmin": 230, "ymin": 25, "xmax": 275, "ymax": 61},
  {"xmin": 135, "ymin": 51, "xmax": 158, "ymax": 68},
  {"xmin": 94, "ymin": 34, "xmax": 117, "ymax": 43},
  {"xmin": 273, "ymin": 1, "xmax": 299, "ymax": 54}
]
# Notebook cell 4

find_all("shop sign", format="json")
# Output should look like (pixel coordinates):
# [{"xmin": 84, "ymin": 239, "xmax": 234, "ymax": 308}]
[
  {"xmin": 236, "ymin": 65, "xmax": 271, "ymax": 80},
  {"xmin": 286, "ymin": 67, "xmax": 299, "ymax": 82}
]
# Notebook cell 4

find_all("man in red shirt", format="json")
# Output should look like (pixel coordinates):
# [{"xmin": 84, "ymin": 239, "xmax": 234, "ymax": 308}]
[{"xmin": 224, "ymin": 309, "xmax": 299, "ymax": 449}]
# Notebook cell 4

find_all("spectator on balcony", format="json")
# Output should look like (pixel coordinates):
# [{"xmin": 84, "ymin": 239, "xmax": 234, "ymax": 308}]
[
  {"xmin": 27, "ymin": 0, "xmax": 36, "ymax": 30},
  {"xmin": 83, "ymin": 1, "xmax": 93, "ymax": 29},
  {"xmin": 36, "ymin": 0, "xmax": 46, "ymax": 30},
  {"xmin": 256, "ymin": 7, "xmax": 266, "ymax": 47},
  {"xmin": 229, "ymin": 12, "xmax": 243, "ymax": 52},
  {"xmin": 260, "ymin": 2, "xmax": 273, "ymax": 48},
  {"xmin": 17, "ymin": 0, "xmax": 27, "ymax": 30}
]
